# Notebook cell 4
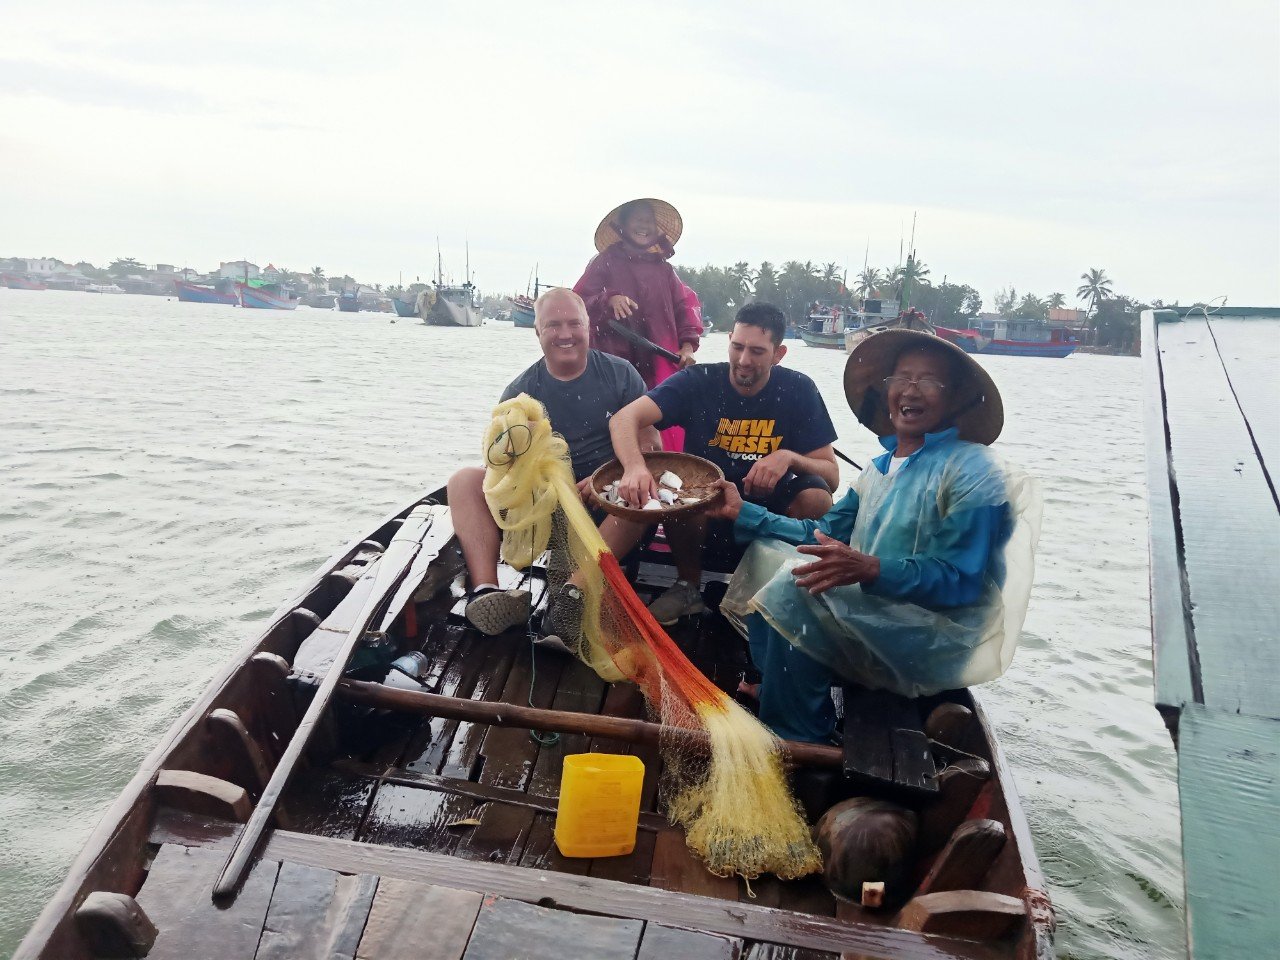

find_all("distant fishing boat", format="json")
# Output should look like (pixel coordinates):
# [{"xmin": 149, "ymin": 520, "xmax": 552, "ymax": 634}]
[
  {"xmin": 237, "ymin": 282, "xmax": 298, "ymax": 311},
  {"xmin": 84, "ymin": 283, "xmax": 126, "ymax": 295},
  {"xmin": 391, "ymin": 297, "xmax": 417, "ymax": 318},
  {"xmin": 935, "ymin": 320, "xmax": 1077, "ymax": 358},
  {"xmin": 510, "ymin": 295, "xmax": 535, "ymax": 328},
  {"xmin": 2, "ymin": 273, "xmax": 47, "ymax": 290},
  {"xmin": 803, "ymin": 299, "xmax": 901, "ymax": 350},
  {"xmin": 844, "ymin": 307, "xmax": 933, "ymax": 353},
  {"xmin": 422, "ymin": 243, "xmax": 481, "ymax": 327},
  {"xmin": 337, "ymin": 290, "xmax": 361, "ymax": 313},
  {"xmin": 174, "ymin": 279, "xmax": 238, "ymax": 305}
]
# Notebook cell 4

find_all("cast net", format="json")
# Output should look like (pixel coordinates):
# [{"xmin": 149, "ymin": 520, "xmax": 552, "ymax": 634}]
[{"xmin": 481, "ymin": 395, "xmax": 821, "ymax": 880}]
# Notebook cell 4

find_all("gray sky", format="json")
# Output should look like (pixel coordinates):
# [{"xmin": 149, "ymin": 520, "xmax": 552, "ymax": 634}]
[{"xmin": 3, "ymin": 0, "xmax": 1277, "ymax": 307}]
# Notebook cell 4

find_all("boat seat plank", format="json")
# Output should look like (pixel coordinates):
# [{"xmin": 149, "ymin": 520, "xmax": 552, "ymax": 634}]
[
  {"xmin": 841, "ymin": 688, "xmax": 937, "ymax": 798},
  {"xmin": 253, "ymin": 862, "xmax": 377, "ymax": 960},
  {"xmin": 355, "ymin": 878, "xmax": 482, "ymax": 960},
  {"xmin": 636, "ymin": 922, "xmax": 742, "ymax": 960},
  {"xmin": 461, "ymin": 896, "xmax": 643, "ymax": 960},
  {"xmin": 135, "ymin": 844, "xmax": 278, "ymax": 960},
  {"xmin": 148, "ymin": 811, "xmax": 1010, "ymax": 960},
  {"xmin": 1200, "ymin": 315, "xmax": 1280, "ymax": 475},
  {"xmin": 1155, "ymin": 313, "xmax": 1280, "ymax": 720}
]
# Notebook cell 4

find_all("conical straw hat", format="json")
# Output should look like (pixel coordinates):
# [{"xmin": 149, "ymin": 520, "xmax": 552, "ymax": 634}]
[
  {"xmin": 594, "ymin": 198, "xmax": 683, "ymax": 253},
  {"xmin": 844, "ymin": 329, "xmax": 1004, "ymax": 445}
]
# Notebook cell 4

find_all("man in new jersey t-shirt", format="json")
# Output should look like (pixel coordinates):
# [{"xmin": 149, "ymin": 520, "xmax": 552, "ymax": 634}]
[{"xmin": 609, "ymin": 302, "xmax": 840, "ymax": 623}]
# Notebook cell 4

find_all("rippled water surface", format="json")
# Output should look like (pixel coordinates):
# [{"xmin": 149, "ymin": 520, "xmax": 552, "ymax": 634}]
[{"xmin": 0, "ymin": 291, "xmax": 1183, "ymax": 958}]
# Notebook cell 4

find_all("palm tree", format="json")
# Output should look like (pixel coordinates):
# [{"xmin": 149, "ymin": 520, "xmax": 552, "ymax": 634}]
[
  {"xmin": 728, "ymin": 261, "xmax": 754, "ymax": 302},
  {"xmin": 1076, "ymin": 268, "xmax": 1113, "ymax": 316},
  {"xmin": 820, "ymin": 262, "xmax": 840, "ymax": 286},
  {"xmin": 855, "ymin": 267, "xmax": 882, "ymax": 300},
  {"xmin": 1046, "ymin": 292, "xmax": 1066, "ymax": 309},
  {"xmin": 309, "ymin": 266, "xmax": 326, "ymax": 285}
]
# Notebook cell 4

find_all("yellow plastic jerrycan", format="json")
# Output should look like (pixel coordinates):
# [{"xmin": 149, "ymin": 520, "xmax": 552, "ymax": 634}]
[{"xmin": 553, "ymin": 753, "xmax": 645, "ymax": 858}]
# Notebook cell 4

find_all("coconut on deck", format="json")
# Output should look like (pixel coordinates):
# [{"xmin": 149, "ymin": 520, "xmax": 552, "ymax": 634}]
[{"xmin": 1141, "ymin": 306, "xmax": 1280, "ymax": 958}]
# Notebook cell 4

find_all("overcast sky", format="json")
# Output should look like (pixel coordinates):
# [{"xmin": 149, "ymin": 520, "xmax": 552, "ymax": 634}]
[{"xmin": 3, "ymin": 1, "xmax": 1277, "ymax": 307}]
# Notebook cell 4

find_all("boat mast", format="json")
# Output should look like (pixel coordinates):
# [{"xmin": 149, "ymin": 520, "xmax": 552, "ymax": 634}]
[{"xmin": 435, "ymin": 238, "xmax": 442, "ymax": 287}]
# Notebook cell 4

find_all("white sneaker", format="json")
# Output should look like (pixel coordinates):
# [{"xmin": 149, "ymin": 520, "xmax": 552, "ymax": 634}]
[{"xmin": 647, "ymin": 580, "xmax": 706, "ymax": 625}]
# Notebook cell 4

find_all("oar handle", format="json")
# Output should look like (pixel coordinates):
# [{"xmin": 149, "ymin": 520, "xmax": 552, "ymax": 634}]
[{"xmin": 607, "ymin": 319, "xmax": 682, "ymax": 364}]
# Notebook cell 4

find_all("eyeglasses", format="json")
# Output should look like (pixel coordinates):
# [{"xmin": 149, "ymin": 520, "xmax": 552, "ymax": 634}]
[{"xmin": 883, "ymin": 375, "xmax": 947, "ymax": 395}]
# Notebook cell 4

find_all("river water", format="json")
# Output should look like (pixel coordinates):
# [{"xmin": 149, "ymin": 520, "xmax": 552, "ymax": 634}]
[{"xmin": 0, "ymin": 290, "xmax": 1183, "ymax": 958}]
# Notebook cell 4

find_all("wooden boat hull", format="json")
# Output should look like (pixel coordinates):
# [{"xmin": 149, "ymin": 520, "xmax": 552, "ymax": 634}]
[
  {"xmin": 14, "ymin": 493, "xmax": 1054, "ymax": 959},
  {"xmin": 174, "ymin": 279, "xmax": 237, "ymax": 305},
  {"xmin": 511, "ymin": 304, "xmax": 536, "ymax": 328},
  {"xmin": 236, "ymin": 283, "xmax": 298, "ymax": 310},
  {"xmin": 391, "ymin": 297, "xmax": 417, "ymax": 318},
  {"xmin": 3, "ymin": 273, "xmax": 48, "ymax": 290},
  {"xmin": 800, "ymin": 328, "xmax": 846, "ymax": 349}
]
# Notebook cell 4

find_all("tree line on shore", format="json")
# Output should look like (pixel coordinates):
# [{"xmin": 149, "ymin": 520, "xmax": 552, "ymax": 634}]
[{"xmin": 675, "ymin": 258, "xmax": 1166, "ymax": 352}]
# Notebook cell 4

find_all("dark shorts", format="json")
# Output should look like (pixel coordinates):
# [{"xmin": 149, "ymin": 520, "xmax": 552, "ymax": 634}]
[{"xmin": 703, "ymin": 472, "xmax": 831, "ymax": 573}]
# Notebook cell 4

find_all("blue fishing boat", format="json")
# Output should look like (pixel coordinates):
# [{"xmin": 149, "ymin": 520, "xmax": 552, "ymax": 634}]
[
  {"xmin": 935, "ymin": 320, "xmax": 1077, "ymax": 358},
  {"xmin": 391, "ymin": 297, "xmax": 417, "ymax": 318},
  {"xmin": 510, "ymin": 295, "xmax": 535, "ymax": 328},
  {"xmin": 174, "ymin": 279, "xmax": 237, "ymax": 305},
  {"xmin": 237, "ymin": 282, "xmax": 298, "ymax": 310}
]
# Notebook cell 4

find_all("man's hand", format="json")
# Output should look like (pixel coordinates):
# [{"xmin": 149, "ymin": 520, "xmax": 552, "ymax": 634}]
[
  {"xmin": 792, "ymin": 530, "xmax": 880, "ymax": 595},
  {"xmin": 742, "ymin": 449, "xmax": 794, "ymax": 499},
  {"xmin": 619, "ymin": 465, "xmax": 658, "ymax": 508},
  {"xmin": 609, "ymin": 295, "xmax": 638, "ymax": 320},
  {"xmin": 576, "ymin": 476, "xmax": 596, "ymax": 505},
  {"xmin": 678, "ymin": 343, "xmax": 697, "ymax": 369},
  {"xmin": 703, "ymin": 480, "xmax": 743, "ymax": 522}
]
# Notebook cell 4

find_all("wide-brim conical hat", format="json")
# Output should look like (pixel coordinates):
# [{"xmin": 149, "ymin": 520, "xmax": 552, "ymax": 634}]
[
  {"xmin": 844, "ymin": 329, "xmax": 1004, "ymax": 445},
  {"xmin": 594, "ymin": 198, "xmax": 683, "ymax": 253}
]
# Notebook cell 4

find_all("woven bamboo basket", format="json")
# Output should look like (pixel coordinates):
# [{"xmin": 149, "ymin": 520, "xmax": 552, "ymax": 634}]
[{"xmin": 589, "ymin": 452, "xmax": 724, "ymax": 522}]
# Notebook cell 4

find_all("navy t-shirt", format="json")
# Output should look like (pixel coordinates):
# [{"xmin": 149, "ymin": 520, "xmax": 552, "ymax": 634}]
[
  {"xmin": 647, "ymin": 363, "xmax": 838, "ymax": 486},
  {"xmin": 500, "ymin": 350, "xmax": 645, "ymax": 480}
]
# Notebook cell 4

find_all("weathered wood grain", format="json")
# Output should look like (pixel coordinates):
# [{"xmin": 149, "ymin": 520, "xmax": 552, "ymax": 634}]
[
  {"xmin": 461, "ymin": 897, "xmax": 643, "ymax": 960},
  {"xmin": 254, "ymin": 862, "xmax": 377, "ymax": 960},
  {"xmin": 636, "ymin": 922, "xmax": 742, "ymax": 960},
  {"xmin": 356, "ymin": 879, "xmax": 481, "ymax": 960},
  {"xmin": 135, "ymin": 845, "xmax": 278, "ymax": 960},
  {"xmin": 650, "ymin": 829, "xmax": 740, "ymax": 901}
]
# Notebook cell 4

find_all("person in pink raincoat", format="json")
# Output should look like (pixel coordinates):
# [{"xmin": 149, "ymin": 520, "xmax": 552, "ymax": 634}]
[{"xmin": 574, "ymin": 198, "xmax": 703, "ymax": 449}]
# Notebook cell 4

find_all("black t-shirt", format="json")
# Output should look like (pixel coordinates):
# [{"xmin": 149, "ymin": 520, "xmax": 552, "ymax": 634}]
[
  {"xmin": 647, "ymin": 363, "xmax": 838, "ymax": 486},
  {"xmin": 500, "ymin": 350, "xmax": 645, "ymax": 480}
]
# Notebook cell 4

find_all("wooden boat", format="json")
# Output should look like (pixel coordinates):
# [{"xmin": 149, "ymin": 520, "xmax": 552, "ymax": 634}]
[
  {"xmin": 510, "ymin": 294, "xmax": 536, "ymax": 328},
  {"xmin": 337, "ymin": 291, "xmax": 361, "ymax": 313},
  {"xmin": 14, "ymin": 491, "xmax": 1055, "ymax": 960},
  {"xmin": 391, "ymin": 297, "xmax": 418, "ymax": 318},
  {"xmin": 422, "ymin": 244, "xmax": 482, "ymax": 327},
  {"xmin": 934, "ymin": 323, "xmax": 1076, "ymax": 359},
  {"xmin": 174, "ymin": 279, "xmax": 238, "ymax": 306},
  {"xmin": 845, "ymin": 309, "xmax": 934, "ymax": 353},
  {"xmin": 2, "ymin": 272, "xmax": 48, "ymax": 290},
  {"xmin": 237, "ymin": 282, "xmax": 299, "ymax": 311}
]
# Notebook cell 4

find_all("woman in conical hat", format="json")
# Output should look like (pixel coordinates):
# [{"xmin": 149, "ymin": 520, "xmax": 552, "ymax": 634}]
[
  {"xmin": 573, "ymin": 197, "xmax": 704, "ymax": 400},
  {"xmin": 713, "ymin": 329, "xmax": 1040, "ymax": 743}
]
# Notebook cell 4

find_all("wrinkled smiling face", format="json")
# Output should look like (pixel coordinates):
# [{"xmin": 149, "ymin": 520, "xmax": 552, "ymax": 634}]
[
  {"xmin": 885, "ymin": 348, "xmax": 954, "ymax": 439},
  {"xmin": 536, "ymin": 297, "xmax": 589, "ymax": 366},
  {"xmin": 621, "ymin": 206, "xmax": 659, "ymax": 249}
]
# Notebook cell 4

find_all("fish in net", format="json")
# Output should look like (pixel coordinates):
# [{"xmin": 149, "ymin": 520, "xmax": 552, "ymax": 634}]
[{"xmin": 480, "ymin": 394, "xmax": 822, "ymax": 880}]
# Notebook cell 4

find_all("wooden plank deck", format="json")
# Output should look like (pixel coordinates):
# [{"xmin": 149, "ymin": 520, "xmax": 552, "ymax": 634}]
[{"xmin": 1142, "ymin": 307, "xmax": 1280, "ymax": 958}]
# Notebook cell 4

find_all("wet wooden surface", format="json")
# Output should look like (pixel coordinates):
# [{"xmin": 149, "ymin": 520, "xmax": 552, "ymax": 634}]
[{"xmin": 1144, "ymin": 308, "xmax": 1280, "ymax": 959}]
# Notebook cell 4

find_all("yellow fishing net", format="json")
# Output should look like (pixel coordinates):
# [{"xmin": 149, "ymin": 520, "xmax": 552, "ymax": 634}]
[{"xmin": 481, "ymin": 395, "xmax": 821, "ymax": 880}]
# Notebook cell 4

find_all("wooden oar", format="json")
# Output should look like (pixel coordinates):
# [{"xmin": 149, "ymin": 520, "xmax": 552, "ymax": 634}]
[
  {"xmin": 211, "ymin": 506, "xmax": 438, "ymax": 900},
  {"xmin": 336, "ymin": 677, "xmax": 845, "ymax": 769},
  {"xmin": 607, "ymin": 319, "xmax": 682, "ymax": 364}
]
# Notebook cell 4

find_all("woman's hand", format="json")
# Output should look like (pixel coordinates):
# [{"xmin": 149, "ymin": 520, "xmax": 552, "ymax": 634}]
[
  {"xmin": 792, "ymin": 530, "xmax": 880, "ymax": 595},
  {"xmin": 703, "ymin": 480, "xmax": 743, "ymax": 522},
  {"xmin": 619, "ymin": 465, "xmax": 658, "ymax": 508},
  {"xmin": 609, "ymin": 295, "xmax": 638, "ymax": 320},
  {"xmin": 678, "ymin": 343, "xmax": 697, "ymax": 369}
]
